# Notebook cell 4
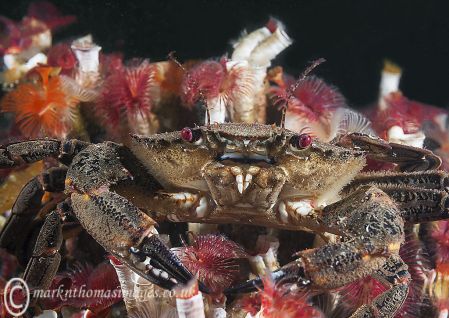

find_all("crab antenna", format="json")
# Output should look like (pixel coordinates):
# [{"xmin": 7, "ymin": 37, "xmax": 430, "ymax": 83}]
[
  {"xmin": 280, "ymin": 58, "xmax": 326, "ymax": 129},
  {"xmin": 168, "ymin": 51, "xmax": 211, "ymax": 126}
]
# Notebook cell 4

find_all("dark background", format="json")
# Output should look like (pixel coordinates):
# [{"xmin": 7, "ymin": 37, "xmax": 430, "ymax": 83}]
[{"xmin": 2, "ymin": 0, "xmax": 449, "ymax": 108}]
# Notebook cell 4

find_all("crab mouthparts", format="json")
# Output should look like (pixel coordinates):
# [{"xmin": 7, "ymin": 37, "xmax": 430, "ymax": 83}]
[{"xmin": 218, "ymin": 152, "xmax": 274, "ymax": 164}]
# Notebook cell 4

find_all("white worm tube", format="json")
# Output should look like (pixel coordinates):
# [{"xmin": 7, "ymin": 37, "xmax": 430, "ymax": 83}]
[
  {"xmin": 175, "ymin": 280, "xmax": 206, "ymax": 318},
  {"xmin": 439, "ymin": 309, "xmax": 448, "ymax": 318},
  {"xmin": 35, "ymin": 310, "xmax": 58, "ymax": 318},
  {"xmin": 109, "ymin": 258, "xmax": 137, "ymax": 311},
  {"xmin": 111, "ymin": 258, "xmax": 178, "ymax": 318},
  {"xmin": 387, "ymin": 125, "xmax": 425, "ymax": 148},
  {"xmin": 224, "ymin": 60, "xmax": 257, "ymax": 123},
  {"xmin": 248, "ymin": 255, "xmax": 267, "ymax": 276},
  {"xmin": 231, "ymin": 27, "xmax": 271, "ymax": 62},
  {"xmin": 248, "ymin": 23, "xmax": 292, "ymax": 69},
  {"xmin": 229, "ymin": 20, "xmax": 291, "ymax": 123},
  {"xmin": 71, "ymin": 35, "xmax": 101, "ymax": 88},
  {"xmin": 207, "ymin": 96, "xmax": 227, "ymax": 124},
  {"xmin": 257, "ymin": 235, "xmax": 280, "ymax": 272},
  {"xmin": 71, "ymin": 35, "xmax": 101, "ymax": 73},
  {"xmin": 378, "ymin": 61, "xmax": 402, "ymax": 111},
  {"xmin": 209, "ymin": 308, "xmax": 227, "ymax": 318}
]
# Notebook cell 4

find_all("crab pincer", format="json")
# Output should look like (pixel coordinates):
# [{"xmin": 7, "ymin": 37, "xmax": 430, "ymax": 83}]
[
  {"xmin": 70, "ymin": 191, "xmax": 201, "ymax": 291},
  {"xmin": 225, "ymin": 263, "xmax": 308, "ymax": 294},
  {"xmin": 337, "ymin": 132, "xmax": 441, "ymax": 171}
]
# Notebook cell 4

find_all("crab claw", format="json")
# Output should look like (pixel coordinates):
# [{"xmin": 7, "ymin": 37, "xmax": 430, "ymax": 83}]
[
  {"xmin": 225, "ymin": 269, "xmax": 285, "ymax": 294},
  {"xmin": 337, "ymin": 133, "xmax": 441, "ymax": 171},
  {"xmin": 71, "ymin": 191, "xmax": 209, "ymax": 292},
  {"xmin": 127, "ymin": 235, "xmax": 209, "ymax": 292},
  {"xmin": 225, "ymin": 261, "xmax": 310, "ymax": 294}
]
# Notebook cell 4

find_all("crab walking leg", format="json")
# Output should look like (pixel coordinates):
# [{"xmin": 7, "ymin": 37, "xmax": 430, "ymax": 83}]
[
  {"xmin": 352, "ymin": 255, "xmax": 410, "ymax": 318},
  {"xmin": 345, "ymin": 170, "xmax": 449, "ymax": 193},
  {"xmin": 343, "ymin": 171, "xmax": 449, "ymax": 222},
  {"xmin": 0, "ymin": 176, "xmax": 44, "ymax": 255},
  {"xmin": 376, "ymin": 186, "xmax": 449, "ymax": 223},
  {"xmin": 0, "ymin": 140, "xmax": 61, "ymax": 167},
  {"xmin": 0, "ymin": 139, "xmax": 89, "ymax": 168},
  {"xmin": 337, "ymin": 133, "xmax": 442, "ymax": 171},
  {"xmin": 225, "ymin": 239, "xmax": 391, "ymax": 294},
  {"xmin": 23, "ymin": 210, "xmax": 63, "ymax": 312},
  {"xmin": 0, "ymin": 167, "xmax": 67, "ymax": 266},
  {"xmin": 227, "ymin": 186, "xmax": 409, "ymax": 317}
]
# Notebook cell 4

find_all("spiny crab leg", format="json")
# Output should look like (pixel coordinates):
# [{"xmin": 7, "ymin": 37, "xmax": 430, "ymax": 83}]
[
  {"xmin": 67, "ymin": 142, "xmax": 203, "ymax": 291},
  {"xmin": 0, "ymin": 139, "xmax": 89, "ymax": 168},
  {"xmin": 344, "ymin": 170, "xmax": 449, "ymax": 223},
  {"xmin": 23, "ymin": 210, "xmax": 63, "ymax": 314},
  {"xmin": 336, "ymin": 133, "xmax": 441, "ymax": 171},
  {"xmin": 0, "ymin": 166, "xmax": 68, "ymax": 266},
  {"xmin": 226, "ymin": 186, "xmax": 410, "ymax": 317}
]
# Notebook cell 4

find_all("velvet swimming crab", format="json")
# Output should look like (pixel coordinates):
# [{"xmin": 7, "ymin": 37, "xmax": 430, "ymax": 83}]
[{"xmin": 0, "ymin": 122, "xmax": 447, "ymax": 317}]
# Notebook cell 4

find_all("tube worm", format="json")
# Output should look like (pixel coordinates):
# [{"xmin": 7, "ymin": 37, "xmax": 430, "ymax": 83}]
[
  {"xmin": 1, "ymin": 66, "xmax": 77, "ymax": 138},
  {"xmin": 367, "ymin": 61, "xmax": 441, "ymax": 148},
  {"xmin": 97, "ymin": 59, "xmax": 158, "ymax": 138},
  {"xmin": 269, "ymin": 66, "xmax": 350, "ymax": 141},
  {"xmin": 181, "ymin": 59, "xmax": 254, "ymax": 124},
  {"xmin": 378, "ymin": 60, "xmax": 402, "ymax": 110},
  {"xmin": 0, "ymin": 2, "xmax": 75, "ymax": 87},
  {"xmin": 174, "ymin": 234, "xmax": 247, "ymax": 294},
  {"xmin": 47, "ymin": 43, "xmax": 77, "ymax": 75},
  {"xmin": 181, "ymin": 19, "xmax": 290, "ymax": 125},
  {"xmin": 431, "ymin": 268, "xmax": 449, "ymax": 318},
  {"xmin": 0, "ymin": 17, "xmax": 51, "ymax": 88},
  {"xmin": 109, "ymin": 256, "xmax": 177, "ymax": 318},
  {"xmin": 71, "ymin": 35, "xmax": 101, "ymax": 89},
  {"xmin": 26, "ymin": 1, "xmax": 77, "ymax": 31},
  {"xmin": 109, "ymin": 256, "xmax": 136, "ymax": 312},
  {"xmin": 42, "ymin": 261, "xmax": 121, "ymax": 314},
  {"xmin": 175, "ymin": 279, "xmax": 206, "ymax": 318},
  {"xmin": 246, "ymin": 275, "xmax": 323, "ymax": 318},
  {"xmin": 248, "ymin": 235, "xmax": 280, "ymax": 276},
  {"xmin": 230, "ymin": 18, "xmax": 292, "ymax": 123}
]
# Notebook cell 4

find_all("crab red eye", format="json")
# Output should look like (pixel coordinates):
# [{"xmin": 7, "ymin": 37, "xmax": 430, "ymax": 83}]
[
  {"xmin": 181, "ymin": 127, "xmax": 193, "ymax": 142},
  {"xmin": 290, "ymin": 133, "xmax": 312, "ymax": 149},
  {"xmin": 298, "ymin": 133, "xmax": 312, "ymax": 148},
  {"xmin": 181, "ymin": 127, "xmax": 203, "ymax": 143}
]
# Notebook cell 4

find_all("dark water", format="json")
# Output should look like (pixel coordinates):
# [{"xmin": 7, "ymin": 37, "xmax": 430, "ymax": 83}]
[{"xmin": 1, "ymin": 0, "xmax": 449, "ymax": 108}]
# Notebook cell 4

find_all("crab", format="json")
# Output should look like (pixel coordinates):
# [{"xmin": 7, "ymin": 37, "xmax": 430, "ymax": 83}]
[{"xmin": 0, "ymin": 122, "xmax": 448, "ymax": 317}]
